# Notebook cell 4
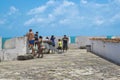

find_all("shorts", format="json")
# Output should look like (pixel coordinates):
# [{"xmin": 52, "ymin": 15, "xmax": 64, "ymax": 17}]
[
  {"xmin": 57, "ymin": 47, "xmax": 62, "ymax": 50},
  {"xmin": 29, "ymin": 40, "xmax": 34, "ymax": 45}
]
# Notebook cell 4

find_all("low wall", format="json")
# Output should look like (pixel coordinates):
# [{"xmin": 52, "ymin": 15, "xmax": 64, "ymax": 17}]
[
  {"xmin": 76, "ymin": 36, "xmax": 90, "ymax": 48},
  {"xmin": 0, "ymin": 37, "xmax": 2, "ymax": 61},
  {"xmin": 0, "ymin": 37, "xmax": 27, "ymax": 61},
  {"xmin": 90, "ymin": 39, "xmax": 120, "ymax": 65},
  {"xmin": 0, "ymin": 37, "xmax": 2, "ymax": 50}
]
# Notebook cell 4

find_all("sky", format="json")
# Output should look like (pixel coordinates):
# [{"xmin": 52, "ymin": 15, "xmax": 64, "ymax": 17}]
[{"xmin": 0, "ymin": 0, "xmax": 120, "ymax": 37}]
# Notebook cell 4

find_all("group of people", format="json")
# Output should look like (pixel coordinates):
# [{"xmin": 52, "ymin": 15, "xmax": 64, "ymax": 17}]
[{"xmin": 26, "ymin": 29, "xmax": 69, "ymax": 58}]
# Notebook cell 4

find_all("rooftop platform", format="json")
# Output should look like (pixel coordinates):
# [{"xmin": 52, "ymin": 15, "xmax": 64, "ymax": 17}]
[{"xmin": 0, "ymin": 49, "xmax": 120, "ymax": 80}]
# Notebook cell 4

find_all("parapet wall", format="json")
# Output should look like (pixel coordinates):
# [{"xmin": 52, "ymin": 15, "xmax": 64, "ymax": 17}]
[
  {"xmin": 1, "ymin": 36, "xmax": 120, "ymax": 64},
  {"xmin": 0, "ymin": 37, "xmax": 27, "ymax": 61},
  {"xmin": 0, "ymin": 37, "xmax": 2, "ymax": 50},
  {"xmin": 90, "ymin": 38, "xmax": 120, "ymax": 65},
  {"xmin": 0, "ymin": 36, "xmax": 91, "ymax": 61}
]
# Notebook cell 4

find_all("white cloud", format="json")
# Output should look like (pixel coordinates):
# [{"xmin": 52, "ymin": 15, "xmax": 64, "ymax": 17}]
[
  {"xmin": 114, "ymin": 0, "xmax": 120, "ymax": 3},
  {"xmin": 110, "ymin": 13, "xmax": 120, "ymax": 22},
  {"xmin": 93, "ymin": 16, "xmax": 105, "ymax": 25},
  {"xmin": 24, "ymin": 18, "xmax": 35, "ymax": 26},
  {"xmin": 53, "ymin": 0, "xmax": 76, "ymax": 16},
  {"xmin": 24, "ymin": 17, "xmax": 45, "ymax": 26},
  {"xmin": 95, "ymin": 19, "xmax": 104, "ymax": 25},
  {"xmin": 63, "ymin": 0, "xmax": 75, "ymax": 6},
  {"xmin": 59, "ymin": 19, "xmax": 70, "ymax": 24},
  {"xmin": 8, "ymin": 6, "xmax": 19, "ymax": 15},
  {"xmin": 46, "ymin": 0, "xmax": 56, "ymax": 5},
  {"xmin": 27, "ymin": 0, "xmax": 57, "ymax": 15},
  {"xmin": 24, "ymin": 0, "xmax": 120, "ymax": 29},
  {"xmin": 80, "ymin": 0, "xmax": 88, "ymax": 4},
  {"xmin": 28, "ymin": 6, "xmax": 47, "ymax": 15},
  {"xmin": 25, "ymin": 0, "xmax": 78, "ymax": 26}
]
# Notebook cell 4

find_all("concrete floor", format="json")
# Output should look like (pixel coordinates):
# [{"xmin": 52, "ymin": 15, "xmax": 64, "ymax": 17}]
[{"xmin": 0, "ymin": 49, "xmax": 120, "ymax": 80}]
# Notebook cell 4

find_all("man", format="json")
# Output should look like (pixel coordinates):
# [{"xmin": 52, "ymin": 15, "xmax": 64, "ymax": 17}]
[
  {"xmin": 50, "ymin": 35, "xmax": 55, "ymax": 47},
  {"xmin": 62, "ymin": 35, "xmax": 69, "ymax": 52},
  {"xmin": 34, "ymin": 32, "xmax": 39, "ymax": 46},
  {"xmin": 27, "ymin": 29, "xmax": 35, "ymax": 56}
]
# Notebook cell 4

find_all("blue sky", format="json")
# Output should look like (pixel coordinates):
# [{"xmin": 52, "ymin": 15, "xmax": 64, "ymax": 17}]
[{"xmin": 0, "ymin": 0, "xmax": 120, "ymax": 37}]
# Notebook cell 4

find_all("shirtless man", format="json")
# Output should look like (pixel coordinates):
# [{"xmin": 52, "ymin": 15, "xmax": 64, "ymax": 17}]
[{"xmin": 27, "ymin": 29, "xmax": 35, "ymax": 56}]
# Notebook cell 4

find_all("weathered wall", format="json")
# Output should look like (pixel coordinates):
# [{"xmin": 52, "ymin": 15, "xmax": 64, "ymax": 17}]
[
  {"xmin": 15, "ymin": 37, "xmax": 27, "ymax": 55},
  {"xmin": 0, "ymin": 37, "xmax": 2, "ymax": 61},
  {"xmin": 0, "ymin": 37, "xmax": 2, "ymax": 50},
  {"xmin": 0, "ymin": 37, "xmax": 27, "ymax": 61},
  {"xmin": 4, "ymin": 38, "xmax": 16, "ymax": 49},
  {"xmin": 76, "ymin": 36, "xmax": 90, "ymax": 48},
  {"xmin": 90, "ymin": 40, "xmax": 120, "ymax": 64}
]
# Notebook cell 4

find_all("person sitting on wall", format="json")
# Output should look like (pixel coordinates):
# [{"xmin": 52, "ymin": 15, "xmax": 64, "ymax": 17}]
[
  {"xmin": 27, "ymin": 29, "xmax": 35, "ymax": 56},
  {"xmin": 43, "ymin": 37, "xmax": 51, "ymax": 54},
  {"xmin": 43, "ymin": 37, "xmax": 51, "ymax": 44},
  {"xmin": 62, "ymin": 35, "xmax": 69, "ymax": 52}
]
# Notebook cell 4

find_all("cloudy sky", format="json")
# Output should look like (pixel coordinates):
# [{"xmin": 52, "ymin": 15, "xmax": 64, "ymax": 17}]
[{"xmin": 0, "ymin": 0, "xmax": 120, "ymax": 37}]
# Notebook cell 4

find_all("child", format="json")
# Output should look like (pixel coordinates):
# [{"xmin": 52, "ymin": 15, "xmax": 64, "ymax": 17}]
[{"xmin": 57, "ymin": 39, "xmax": 63, "ymax": 52}]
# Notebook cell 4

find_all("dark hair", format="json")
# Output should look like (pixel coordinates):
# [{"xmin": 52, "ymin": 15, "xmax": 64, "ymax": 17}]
[
  {"xmin": 58, "ymin": 39, "xmax": 61, "ymax": 41},
  {"xmin": 51, "ymin": 35, "xmax": 54, "ymax": 37},
  {"xmin": 64, "ymin": 35, "xmax": 66, "ymax": 37},
  {"xmin": 29, "ymin": 29, "xmax": 32, "ymax": 32},
  {"xmin": 39, "ymin": 36, "xmax": 42, "ymax": 39},
  {"xmin": 46, "ymin": 37, "xmax": 49, "ymax": 39},
  {"xmin": 36, "ymin": 32, "xmax": 38, "ymax": 33}
]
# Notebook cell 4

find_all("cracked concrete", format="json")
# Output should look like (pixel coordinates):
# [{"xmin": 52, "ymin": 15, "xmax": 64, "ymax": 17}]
[{"xmin": 0, "ymin": 49, "xmax": 120, "ymax": 80}]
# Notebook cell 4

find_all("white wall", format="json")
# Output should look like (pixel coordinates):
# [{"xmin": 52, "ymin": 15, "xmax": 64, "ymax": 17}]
[
  {"xmin": 1, "ymin": 49, "xmax": 17, "ymax": 61},
  {"xmin": 0, "ymin": 37, "xmax": 2, "ymax": 50},
  {"xmin": 4, "ymin": 38, "xmax": 16, "ymax": 49},
  {"xmin": 0, "ymin": 37, "xmax": 27, "ymax": 61},
  {"xmin": 90, "ymin": 40, "xmax": 120, "ymax": 64},
  {"xmin": 0, "ymin": 37, "xmax": 2, "ymax": 61},
  {"xmin": 76, "ymin": 36, "xmax": 91, "ymax": 48},
  {"xmin": 15, "ymin": 37, "xmax": 27, "ymax": 55}
]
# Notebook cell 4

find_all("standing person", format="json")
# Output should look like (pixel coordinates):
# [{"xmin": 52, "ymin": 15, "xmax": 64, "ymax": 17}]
[
  {"xmin": 37, "ymin": 36, "xmax": 44, "ymax": 58},
  {"xmin": 57, "ymin": 39, "xmax": 63, "ymax": 53},
  {"xmin": 62, "ymin": 35, "xmax": 69, "ymax": 52},
  {"xmin": 34, "ymin": 32, "xmax": 39, "ymax": 46},
  {"xmin": 50, "ymin": 35, "xmax": 55, "ymax": 47},
  {"xmin": 27, "ymin": 29, "xmax": 35, "ymax": 56}
]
